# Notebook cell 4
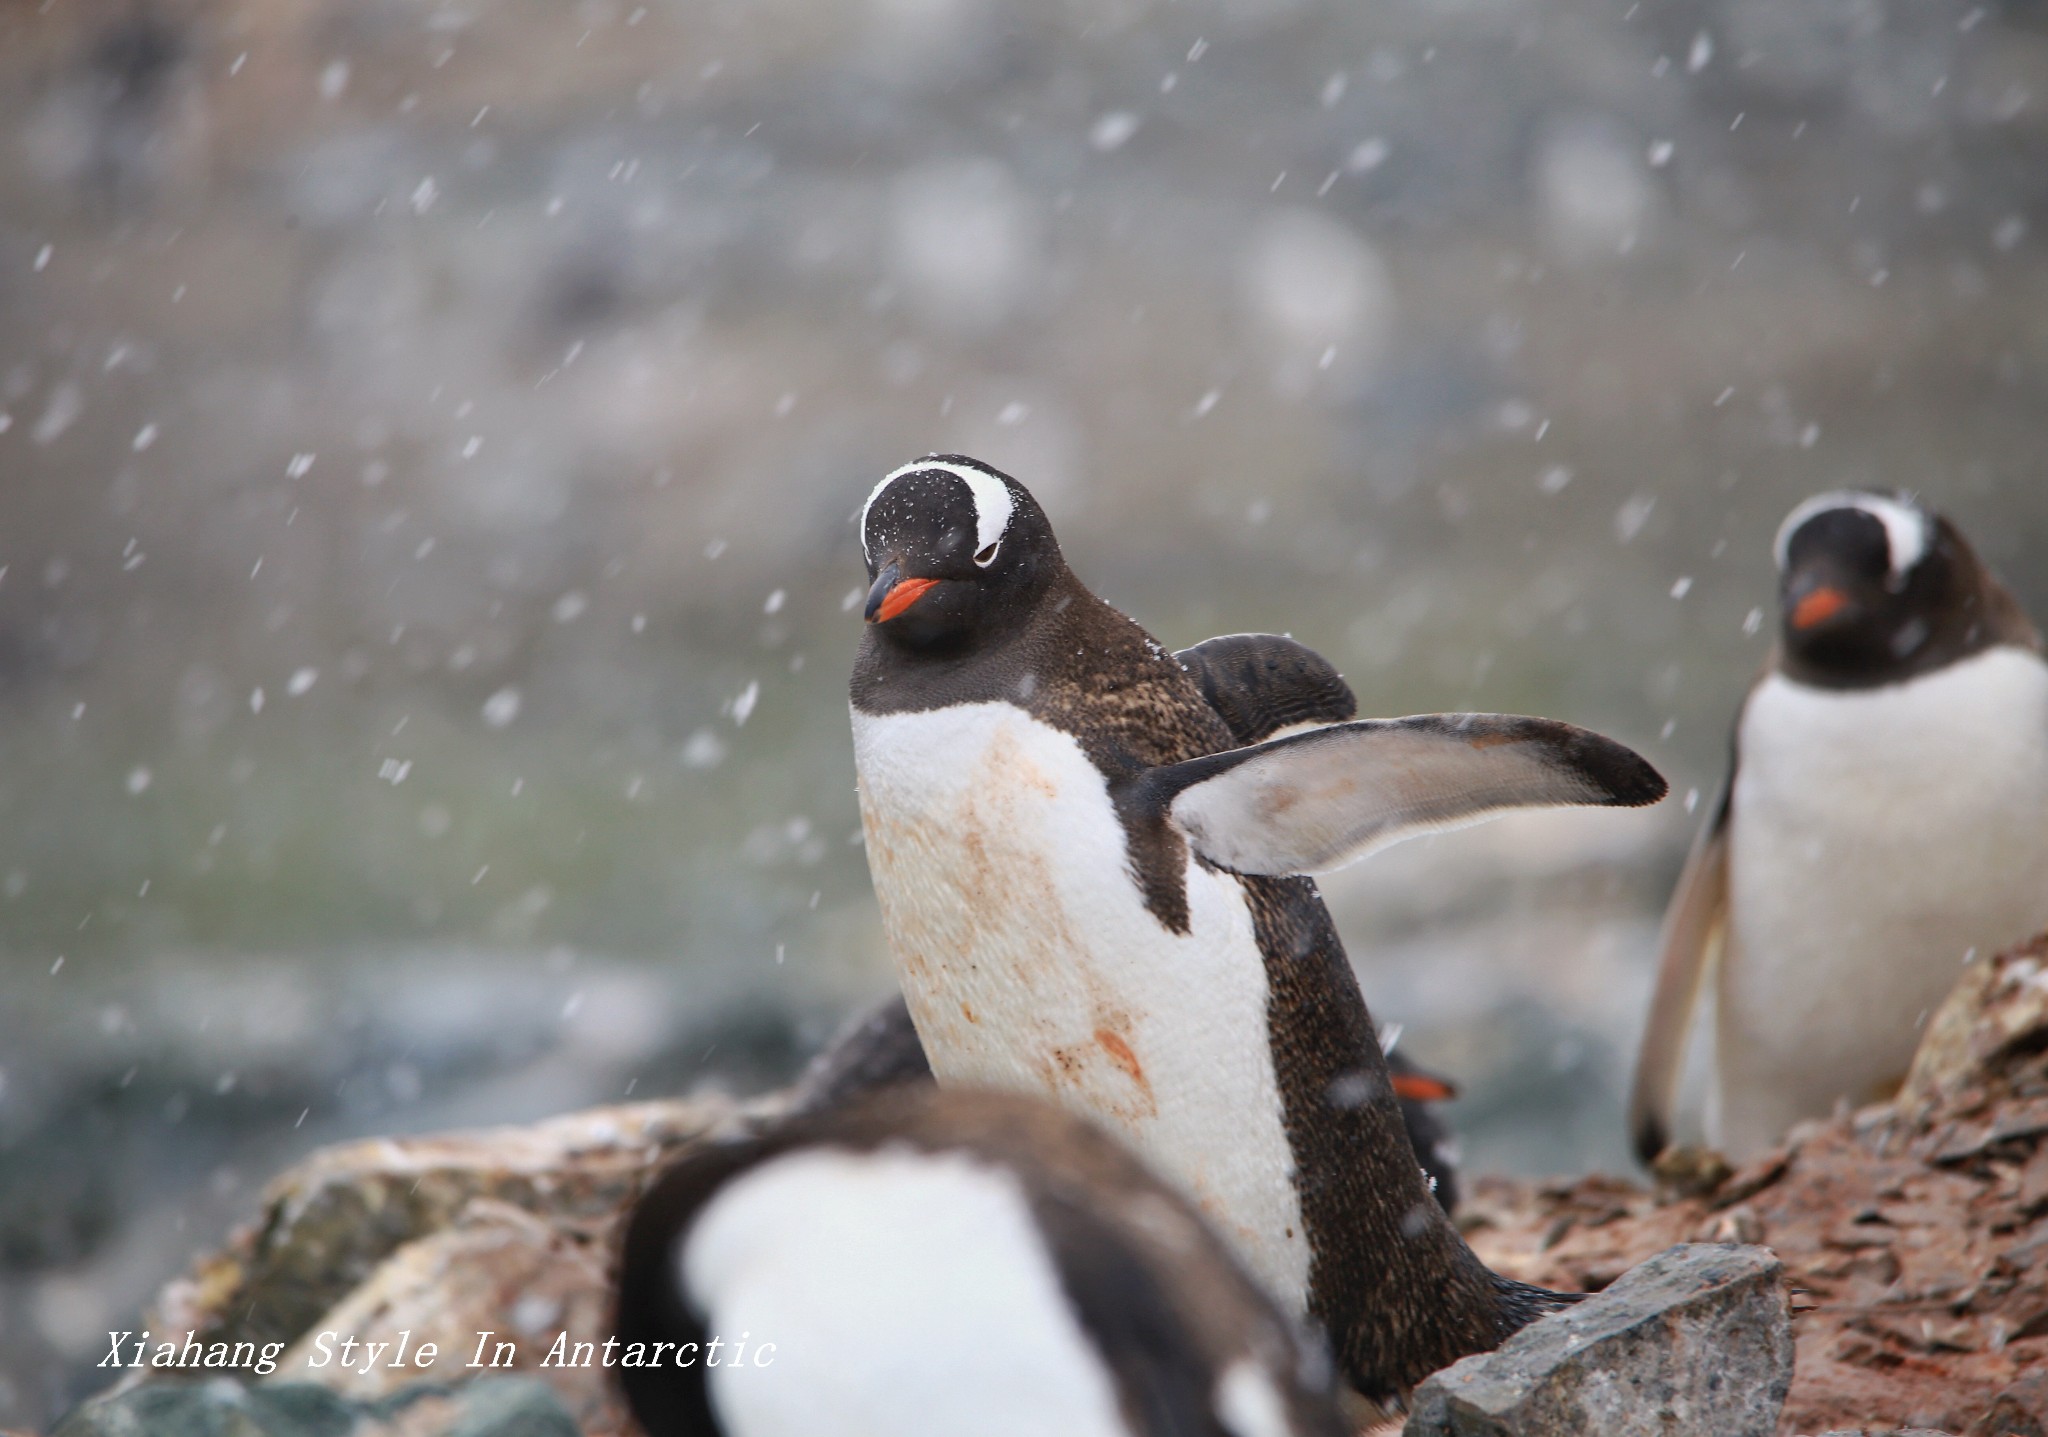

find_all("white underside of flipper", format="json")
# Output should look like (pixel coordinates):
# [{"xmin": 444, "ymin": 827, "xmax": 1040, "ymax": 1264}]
[
  {"xmin": 1166, "ymin": 713, "xmax": 1632, "ymax": 876},
  {"xmin": 851, "ymin": 701, "xmax": 1313, "ymax": 1314},
  {"xmin": 1714, "ymin": 646, "xmax": 2048, "ymax": 1159}
]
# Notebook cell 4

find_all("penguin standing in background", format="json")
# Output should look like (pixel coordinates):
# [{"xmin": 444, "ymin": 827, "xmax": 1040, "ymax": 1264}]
[
  {"xmin": 1630, "ymin": 491, "xmax": 2048, "ymax": 1165},
  {"xmin": 613, "ymin": 1086, "xmax": 1349, "ymax": 1437},
  {"xmin": 1383, "ymin": 1046, "xmax": 1463, "ymax": 1215},
  {"xmin": 849, "ymin": 455, "xmax": 1667, "ymax": 1402}
]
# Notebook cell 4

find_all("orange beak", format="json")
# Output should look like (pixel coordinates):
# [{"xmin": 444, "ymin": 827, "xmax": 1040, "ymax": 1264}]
[
  {"xmin": 874, "ymin": 577, "xmax": 939, "ymax": 622},
  {"xmin": 867, "ymin": 575, "xmax": 940, "ymax": 623},
  {"xmin": 1790, "ymin": 586, "xmax": 1850, "ymax": 631},
  {"xmin": 1392, "ymin": 1072, "xmax": 1459, "ymax": 1103}
]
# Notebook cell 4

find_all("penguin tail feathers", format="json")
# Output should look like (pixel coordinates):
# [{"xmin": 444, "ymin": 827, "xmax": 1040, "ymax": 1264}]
[{"xmin": 1492, "ymin": 1273, "xmax": 1584, "ymax": 1339}]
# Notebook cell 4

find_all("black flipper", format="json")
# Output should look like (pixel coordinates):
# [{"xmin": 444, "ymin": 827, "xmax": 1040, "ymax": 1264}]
[
  {"xmin": 614, "ymin": 1142, "xmax": 751, "ymax": 1436},
  {"xmin": 1174, "ymin": 634, "xmax": 1358, "ymax": 746},
  {"xmin": 788, "ymin": 992, "xmax": 933, "ymax": 1116},
  {"xmin": 1627, "ymin": 765, "xmax": 1734, "ymax": 1166}
]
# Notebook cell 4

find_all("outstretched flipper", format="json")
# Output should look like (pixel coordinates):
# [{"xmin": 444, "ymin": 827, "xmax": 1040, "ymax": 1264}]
[
  {"xmin": 1627, "ymin": 774, "xmax": 1733, "ymax": 1165},
  {"xmin": 1175, "ymin": 633, "xmax": 1358, "ymax": 745},
  {"xmin": 1132, "ymin": 712, "xmax": 1667, "ymax": 877}
]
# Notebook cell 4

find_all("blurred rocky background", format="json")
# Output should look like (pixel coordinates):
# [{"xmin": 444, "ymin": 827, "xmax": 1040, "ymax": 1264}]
[{"xmin": 0, "ymin": 0, "xmax": 2043, "ymax": 1426}]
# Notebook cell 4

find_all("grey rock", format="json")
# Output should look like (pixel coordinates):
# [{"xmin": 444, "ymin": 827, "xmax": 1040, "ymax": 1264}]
[
  {"xmin": 1970, "ymin": 1370, "xmax": 2048, "ymax": 1437},
  {"xmin": 1405, "ymin": 1243, "xmax": 1792, "ymax": 1437},
  {"xmin": 50, "ymin": 1377, "xmax": 578, "ymax": 1437},
  {"xmin": 151, "ymin": 1098, "xmax": 732, "ymax": 1360},
  {"xmin": 52, "ymin": 1381, "xmax": 359, "ymax": 1437},
  {"xmin": 429, "ymin": 1380, "xmax": 580, "ymax": 1437}
]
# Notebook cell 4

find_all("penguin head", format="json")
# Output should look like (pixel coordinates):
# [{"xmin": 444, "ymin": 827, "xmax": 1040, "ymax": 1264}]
[
  {"xmin": 612, "ymin": 1086, "xmax": 1352, "ymax": 1437},
  {"xmin": 1773, "ymin": 490, "xmax": 1981, "ymax": 677},
  {"xmin": 858, "ymin": 455, "xmax": 1061, "ymax": 651}
]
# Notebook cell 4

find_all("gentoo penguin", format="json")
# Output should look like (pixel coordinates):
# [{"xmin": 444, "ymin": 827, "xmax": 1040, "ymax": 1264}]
[
  {"xmin": 1629, "ymin": 490, "xmax": 2048, "ymax": 1165},
  {"xmin": 803, "ymin": 631, "xmax": 1465, "ymax": 1203},
  {"xmin": 848, "ymin": 454, "xmax": 1667, "ymax": 1400},
  {"xmin": 1383, "ymin": 1046, "xmax": 1463, "ymax": 1214},
  {"xmin": 612, "ymin": 1086, "xmax": 1349, "ymax": 1437}
]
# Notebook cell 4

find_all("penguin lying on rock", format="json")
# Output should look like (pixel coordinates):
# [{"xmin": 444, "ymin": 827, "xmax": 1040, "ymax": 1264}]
[
  {"xmin": 848, "ymin": 454, "xmax": 1667, "ymax": 1402},
  {"xmin": 1630, "ymin": 490, "xmax": 2048, "ymax": 1165},
  {"xmin": 613, "ymin": 1086, "xmax": 1351, "ymax": 1437}
]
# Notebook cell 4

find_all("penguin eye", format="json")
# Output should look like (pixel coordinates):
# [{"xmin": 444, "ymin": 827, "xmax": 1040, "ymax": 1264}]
[{"xmin": 973, "ymin": 540, "xmax": 1001, "ymax": 568}]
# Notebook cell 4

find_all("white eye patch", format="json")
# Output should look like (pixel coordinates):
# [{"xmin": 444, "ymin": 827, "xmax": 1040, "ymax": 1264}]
[
  {"xmin": 860, "ymin": 459, "xmax": 1017, "ymax": 563},
  {"xmin": 1774, "ymin": 490, "xmax": 1931, "ymax": 585}
]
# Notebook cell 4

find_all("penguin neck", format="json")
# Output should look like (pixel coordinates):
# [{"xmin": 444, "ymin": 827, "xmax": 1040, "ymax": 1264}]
[
  {"xmin": 851, "ymin": 569, "xmax": 1198, "ymax": 753},
  {"xmin": 852, "ymin": 565, "xmax": 1092, "ymax": 715}
]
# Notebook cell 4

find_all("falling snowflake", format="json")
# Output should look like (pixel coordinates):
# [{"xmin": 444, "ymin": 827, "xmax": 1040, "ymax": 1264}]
[{"xmin": 482, "ymin": 688, "xmax": 522, "ymax": 728}]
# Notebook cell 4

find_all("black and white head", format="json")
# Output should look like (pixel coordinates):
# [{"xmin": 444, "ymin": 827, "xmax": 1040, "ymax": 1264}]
[
  {"xmin": 1773, "ymin": 490, "xmax": 2005, "ymax": 686},
  {"xmin": 858, "ymin": 455, "xmax": 1061, "ymax": 651}
]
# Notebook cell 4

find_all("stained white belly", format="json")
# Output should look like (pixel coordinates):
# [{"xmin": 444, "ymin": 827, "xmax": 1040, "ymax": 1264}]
[
  {"xmin": 851, "ymin": 701, "xmax": 1311, "ymax": 1312},
  {"xmin": 1715, "ymin": 647, "xmax": 2048, "ymax": 1157}
]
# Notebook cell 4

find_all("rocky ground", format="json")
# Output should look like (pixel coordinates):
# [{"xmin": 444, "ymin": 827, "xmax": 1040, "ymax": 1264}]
[
  {"xmin": 1461, "ymin": 931, "xmax": 2048, "ymax": 1436},
  {"xmin": 45, "ymin": 932, "xmax": 2048, "ymax": 1436}
]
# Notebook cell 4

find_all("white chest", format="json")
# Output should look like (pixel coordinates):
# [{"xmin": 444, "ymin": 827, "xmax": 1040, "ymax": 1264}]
[
  {"xmin": 1717, "ymin": 648, "xmax": 2048, "ymax": 1135},
  {"xmin": 850, "ymin": 702, "xmax": 1311, "ymax": 1311}
]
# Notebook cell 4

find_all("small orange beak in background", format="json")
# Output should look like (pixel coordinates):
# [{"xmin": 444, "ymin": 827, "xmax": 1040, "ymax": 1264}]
[
  {"xmin": 1392, "ymin": 1072, "xmax": 1459, "ymax": 1103},
  {"xmin": 1791, "ymin": 586, "xmax": 1850, "ymax": 631},
  {"xmin": 872, "ymin": 576, "xmax": 940, "ymax": 623}
]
